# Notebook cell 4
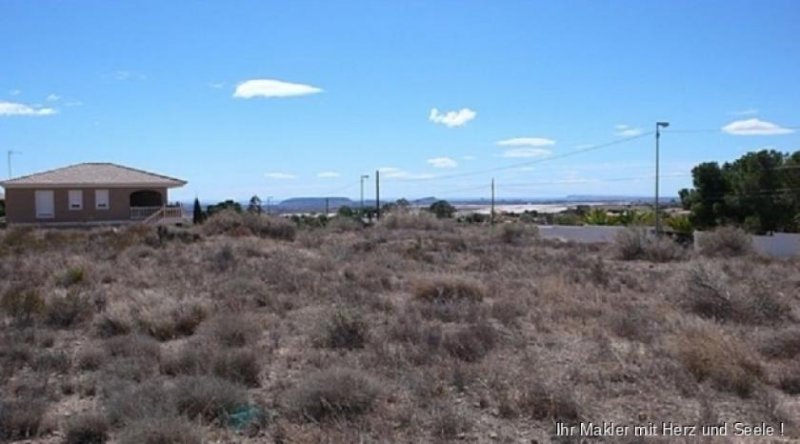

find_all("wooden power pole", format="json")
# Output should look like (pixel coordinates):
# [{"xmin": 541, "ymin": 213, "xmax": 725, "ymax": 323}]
[{"xmin": 375, "ymin": 170, "xmax": 381, "ymax": 220}]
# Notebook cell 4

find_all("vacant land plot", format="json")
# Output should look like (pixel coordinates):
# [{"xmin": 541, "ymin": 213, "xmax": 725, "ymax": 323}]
[{"xmin": 1, "ymin": 212, "xmax": 799, "ymax": 443}]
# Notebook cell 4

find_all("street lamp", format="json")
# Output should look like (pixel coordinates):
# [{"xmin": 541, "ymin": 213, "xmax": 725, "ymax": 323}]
[
  {"xmin": 655, "ymin": 122, "xmax": 670, "ymax": 235},
  {"xmin": 360, "ymin": 174, "xmax": 370, "ymax": 210}
]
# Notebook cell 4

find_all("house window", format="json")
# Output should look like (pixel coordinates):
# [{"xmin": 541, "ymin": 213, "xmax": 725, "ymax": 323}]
[
  {"xmin": 95, "ymin": 189, "xmax": 110, "ymax": 210},
  {"xmin": 68, "ymin": 190, "xmax": 83, "ymax": 210}
]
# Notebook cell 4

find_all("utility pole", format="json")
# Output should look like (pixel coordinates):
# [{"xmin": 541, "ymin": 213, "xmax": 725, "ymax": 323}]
[
  {"xmin": 7, "ymin": 150, "xmax": 20, "ymax": 179},
  {"xmin": 325, "ymin": 197, "xmax": 329, "ymax": 215},
  {"xmin": 375, "ymin": 170, "xmax": 381, "ymax": 220},
  {"xmin": 266, "ymin": 196, "xmax": 273, "ymax": 215},
  {"xmin": 655, "ymin": 122, "xmax": 670, "ymax": 236},
  {"xmin": 491, "ymin": 178, "xmax": 496, "ymax": 225},
  {"xmin": 360, "ymin": 174, "xmax": 369, "ymax": 210}
]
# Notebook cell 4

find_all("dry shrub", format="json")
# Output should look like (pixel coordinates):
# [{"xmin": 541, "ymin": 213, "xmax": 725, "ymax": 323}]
[
  {"xmin": 326, "ymin": 216, "xmax": 363, "ymax": 232},
  {"xmin": 118, "ymin": 417, "xmax": 202, "ymax": 444},
  {"xmin": 58, "ymin": 266, "xmax": 86, "ymax": 287},
  {"xmin": 431, "ymin": 405, "xmax": 470, "ymax": 441},
  {"xmin": 142, "ymin": 302, "xmax": 209, "ymax": 341},
  {"xmin": 172, "ymin": 375, "xmax": 248, "ymax": 422},
  {"xmin": 284, "ymin": 368, "xmax": 379, "ymax": 422},
  {"xmin": 443, "ymin": 322, "xmax": 497, "ymax": 362},
  {"xmin": 105, "ymin": 380, "xmax": 175, "ymax": 426},
  {"xmin": 324, "ymin": 309, "xmax": 368, "ymax": 350},
  {"xmin": 761, "ymin": 328, "xmax": 800, "ymax": 359},
  {"xmin": 490, "ymin": 299, "xmax": 525, "ymax": 326},
  {"xmin": 381, "ymin": 212, "xmax": 443, "ymax": 230},
  {"xmin": 519, "ymin": 382, "xmax": 580, "ymax": 422},
  {"xmin": 32, "ymin": 351, "xmax": 70, "ymax": 373},
  {"xmin": 615, "ymin": 228, "xmax": 685, "ymax": 262},
  {"xmin": 64, "ymin": 412, "xmax": 109, "ymax": 444},
  {"xmin": 498, "ymin": 222, "xmax": 538, "ymax": 245},
  {"xmin": 670, "ymin": 323, "xmax": 762, "ymax": 397},
  {"xmin": 0, "ymin": 397, "xmax": 47, "ymax": 441},
  {"xmin": 0, "ymin": 285, "xmax": 44, "ymax": 325},
  {"xmin": 45, "ymin": 292, "xmax": 94, "ymax": 328},
  {"xmin": 413, "ymin": 276, "xmax": 485, "ymax": 303},
  {"xmin": 201, "ymin": 210, "xmax": 295, "ymax": 241},
  {"xmin": 696, "ymin": 226, "xmax": 752, "ymax": 257},
  {"xmin": 199, "ymin": 314, "xmax": 261, "ymax": 347},
  {"xmin": 77, "ymin": 347, "xmax": 106, "ymax": 371},
  {"xmin": 103, "ymin": 334, "xmax": 161, "ymax": 382},
  {"xmin": 162, "ymin": 342, "xmax": 261, "ymax": 387},
  {"xmin": 212, "ymin": 349, "xmax": 262, "ymax": 387},
  {"xmin": 607, "ymin": 304, "xmax": 657, "ymax": 344}
]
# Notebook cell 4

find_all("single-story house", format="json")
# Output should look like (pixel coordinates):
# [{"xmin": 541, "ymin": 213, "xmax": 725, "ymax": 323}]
[{"xmin": 0, "ymin": 162, "xmax": 186, "ymax": 226}]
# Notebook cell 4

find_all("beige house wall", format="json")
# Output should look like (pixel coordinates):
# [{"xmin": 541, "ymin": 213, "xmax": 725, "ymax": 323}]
[{"xmin": 5, "ymin": 187, "xmax": 167, "ymax": 224}]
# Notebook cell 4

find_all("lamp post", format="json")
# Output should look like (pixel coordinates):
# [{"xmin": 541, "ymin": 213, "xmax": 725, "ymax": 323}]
[
  {"xmin": 360, "ymin": 174, "xmax": 370, "ymax": 210},
  {"xmin": 655, "ymin": 122, "xmax": 670, "ymax": 235}
]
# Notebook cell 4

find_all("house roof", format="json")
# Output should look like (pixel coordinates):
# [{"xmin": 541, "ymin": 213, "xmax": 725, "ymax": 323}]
[{"xmin": 0, "ymin": 163, "xmax": 187, "ymax": 188}]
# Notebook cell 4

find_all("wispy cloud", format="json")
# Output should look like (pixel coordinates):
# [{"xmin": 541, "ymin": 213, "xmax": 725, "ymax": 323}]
[
  {"xmin": 64, "ymin": 101, "xmax": 83, "ymax": 107},
  {"xmin": 496, "ymin": 137, "xmax": 556, "ymax": 147},
  {"xmin": 463, "ymin": 155, "xmax": 476, "ymax": 160},
  {"xmin": 730, "ymin": 108, "xmax": 759, "ymax": 116},
  {"xmin": 46, "ymin": 94, "xmax": 60, "ymax": 102},
  {"xmin": 114, "ymin": 70, "xmax": 146, "ymax": 81},
  {"xmin": 0, "ymin": 101, "xmax": 57, "ymax": 117},
  {"xmin": 208, "ymin": 82, "xmax": 226, "ymax": 89},
  {"xmin": 615, "ymin": 124, "xmax": 643, "ymax": 137},
  {"xmin": 722, "ymin": 118, "xmax": 794, "ymax": 136},
  {"xmin": 234, "ymin": 79, "xmax": 322, "ymax": 99},
  {"xmin": 427, "ymin": 157, "xmax": 458, "ymax": 169},
  {"xmin": 8, "ymin": 89, "xmax": 21, "ymax": 96},
  {"xmin": 429, "ymin": 107, "xmax": 476, "ymax": 128},
  {"xmin": 378, "ymin": 167, "xmax": 434, "ymax": 180},
  {"xmin": 264, "ymin": 172, "xmax": 297, "ymax": 180},
  {"xmin": 501, "ymin": 148, "xmax": 552, "ymax": 158},
  {"xmin": 317, "ymin": 171, "xmax": 340, "ymax": 178}
]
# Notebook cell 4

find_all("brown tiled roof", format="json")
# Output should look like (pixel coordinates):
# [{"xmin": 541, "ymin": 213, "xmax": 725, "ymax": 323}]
[{"xmin": 0, "ymin": 163, "xmax": 186, "ymax": 188}]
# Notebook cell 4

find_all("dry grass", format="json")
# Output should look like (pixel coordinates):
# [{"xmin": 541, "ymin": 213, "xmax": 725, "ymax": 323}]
[
  {"xmin": 696, "ymin": 226, "xmax": 753, "ymax": 257},
  {"xmin": 0, "ymin": 221, "xmax": 796, "ymax": 441}
]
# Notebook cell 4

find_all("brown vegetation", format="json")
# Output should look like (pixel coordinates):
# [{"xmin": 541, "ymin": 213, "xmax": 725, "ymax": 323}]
[{"xmin": 0, "ymin": 215, "xmax": 797, "ymax": 442}]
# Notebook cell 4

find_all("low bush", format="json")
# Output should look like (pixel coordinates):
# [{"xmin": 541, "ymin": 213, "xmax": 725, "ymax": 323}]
[
  {"xmin": 615, "ymin": 228, "xmax": 685, "ymax": 262},
  {"xmin": 696, "ymin": 226, "xmax": 752, "ymax": 257},
  {"xmin": 443, "ymin": 322, "xmax": 497, "ymax": 362},
  {"xmin": 32, "ymin": 351, "xmax": 71, "ymax": 373},
  {"xmin": 761, "ymin": 329, "xmax": 800, "ymax": 359},
  {"xmin": 45, "ymin": 292, "xmax": 94, "ymax": 329},
  {"xmin": 498, "ymin": 222, "xmax": 538, "ymax": 245},
  {"xmin": 284, "ymin": 368, "xmax": 379, "ymax": 422},
  {"xmin": 105, "ymin": 380, "xmax": 175, "ymax": 426},
  {"xmin": 201, "ymin": 210, "xmax": 296, "ymax": 241},
  {"xmin": 518, "ymin": 382, "xmax": 580, "ymax": 422},
  {"xmin": 172, "ymin": 375, "xmax": 248, "ymax": 422},
  {"xmin": 325, "ymin": 309, "xmax": 368, "ymax": 350},
  {"xmin": 670, "ymin": 323, "xmax": 762, "ymax": 397},
  {"xmin": 413, "ymin": 276, "xmax": 486, "ymax": 303},
  {"xmin": 200, "ymin": 314, "xmax": 261, "ymax": 347},
  {"xmin": 212, "ymin": 349, "xmax": 262, "ymax": 387},
  {"xmin": 0, "ymin": 285, "xmax": 44, "ymax": 325},
  {"xmin": 59, "ymin": 266, "xmax": 86, "ymax": 287},
  {"xmin": 118, "ymin": 417, "xmax": 202, "ymax": 444},
  {"xmin": 381, "ymin": 212, "xmax": 443, "ymax": 230},
  {"xmin": 64, "ymin": 412, "xmax": 109, "ymax": 444},
  {"xmin": 77, "ymin": 347, "xmax": 106, "ymax": 371},
  {"xmin": 0, "ymin": 397, "xmax": 47, "ymax": 441}
]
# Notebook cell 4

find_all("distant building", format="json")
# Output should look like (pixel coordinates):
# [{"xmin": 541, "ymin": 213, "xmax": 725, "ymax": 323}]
[{"xmin": 0, "ymin": 162, "xmax": 186, "ymax": 226}]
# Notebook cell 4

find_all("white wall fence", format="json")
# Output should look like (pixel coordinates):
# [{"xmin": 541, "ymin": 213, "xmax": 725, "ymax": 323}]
[
  {"xmin": 694, "ymin": 230, "xmax": 800, "ymax": 259},
  {"xmin": 535, "ymin": 224, "xmax": 800, "ymax": 258}
]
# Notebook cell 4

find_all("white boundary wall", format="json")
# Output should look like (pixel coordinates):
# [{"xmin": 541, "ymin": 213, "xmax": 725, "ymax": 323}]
[
  {"xmin": 694, "ymin": 230, "xmax": 800, "ymax": 258},
  {"xmin": 537, "ymin": 225, "xmax": 629, "ymax": 243}
]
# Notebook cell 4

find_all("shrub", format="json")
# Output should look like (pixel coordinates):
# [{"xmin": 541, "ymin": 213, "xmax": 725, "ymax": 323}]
[
  {"xmin": 64, "ymin": 413, "xmax": 109, "ymax": 444},
  {"xmin": 105, "ymin": 381, "xmax": 175, "ymax": 426},
  {"xmin": 201, "ymin": 210, "xmax": 295, "ymax": 241},
  {"xmin": 498, "ymin": 223, "xmax": 538, "ymax": 245},
  {"xmin": 118, "ymin": 417, "xmax": 202, "ymax": 444},
  {"xmin": 431, "ymin": 406, "xmax": 470, "ymax": 440},
  {"xmin": 325, "ymin": 309, "xmax": 368, "ymax": 350},
  {"xmin": 103, "ymin": 334, "xmax": 161, "ymax": 382},
  {"xmin": 381, "ymin": 212, "xmax": 442, "ymax": 230},
  {"xmin": 413, "ymin": 277, "xmax": 485, "ymax": 303},
  {"xmin": 59, "ymin": 266, "xmax": 86, "ymax": 287},
  {"xmin": 761, "ymin": 329, "xmax": 800, "ymax": 359},
  {"xmin": 443, "ymin": 322, "xmax": 497, "ymax": 362},
  {"xmin": 172, "ymin": 375, "xmax": 248, "ymax": 422},
  {"xmin": 200, "ymin": 314, "xmax": 260, "ymax": 347},
  {"xmin": 670, "ymin": 323, "xmax": 762, "ymax": 397},
  {"xmin": 518, "ymin": 382, "xmax": 580, "ymax": 422},
  {"xmin": 32, "ymin": 351, "xmax": 71, "ymax": 373},
  {"xmin": 615, "ymin": 228, "xmax": 685, "ymax": 262},
  {"xmin": 212, "ymin": 349, "xmax": 262, "ymax": 387},
  {"xmin": 696, "ymin": 227, "xmax": 752, "ymax": 257},
  {"xmin": 614, "ymin": 228, "xmax": 649, "ymax": 260},
  {"xmin": 0, "ymin": 285, "xmax": 44, "ymax": 325},
  {"xmin": 429, "ymin": 200, "xmax": 456, "ymax": 219},
  {"xmin": 44, "ymin": 292, "xmax": 94, "ymax": 329},
  {"xmin": 284, "ymin": 368, "xmax": 379, "ymax": 422},
  {"xmin": 0, "ymin": 397, "xmax": 47, "ymax": 441},
  {"xmin": 77, "ymin": 348, "xmax": 106, "ymax": 371}
]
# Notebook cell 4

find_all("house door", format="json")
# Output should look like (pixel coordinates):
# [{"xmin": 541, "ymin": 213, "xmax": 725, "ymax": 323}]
[{"xmin": 35, "ymin": 190, "xmax": 55, "ymax": 219}]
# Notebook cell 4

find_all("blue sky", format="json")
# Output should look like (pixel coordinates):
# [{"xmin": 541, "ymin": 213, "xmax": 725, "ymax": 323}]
[{"xmin": 1, "ymin": 1, "xmax": 798, "ymax": 202}]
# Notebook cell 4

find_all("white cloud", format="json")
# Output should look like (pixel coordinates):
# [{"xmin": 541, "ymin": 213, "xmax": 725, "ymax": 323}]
[
  {"xmin": 46, "ymin": 94, "xmax": 60, "ymax": 102},
  {"xmin": 496, "ymin": 137, "xmax": 556, "ymax": 147},
  {"xmin": 234, "ymin": 79, "xmax": 322, "ymax": 99},
  {"xmin": 429, "ymin": 107, "xmax": 476, "ymax": 128},
  {"xmin": 730, "ymin": 108, "xmax": 758, "ymax": 116},
  {"xmin": 208, "ymin": 82, "xmax": 226, "ymax": 89},
  {"xmin": 317, "ymin": 171, "xmax": 340, "ymax": 178},
  {"xmin": 722, "ymin": 118, "xmax": 794, "ymax": 136},
  {"xmin": 615, "ymin": 124, "xmax": 643, "ymax": 137},
  {"xmin": 264, "ymin": 172, "xmax": 297, "ymax": 180},
  {"xmin": 377, "ymin": 166, "xmax": 434, "ymax": 180},
  {"xmin": 114, "ymin": 70, "xmax": 146, "ymax": 81},
  {"xmin": 0, "ymin": 101, "xmax": 57, "ymax": 116},
  {"xmin": 501, "ymin": 148, "xmax": 552, "ymax": 158},
  {"xmin": 427, "ymin": 157, "xmax": 458, "ymax": 169}
]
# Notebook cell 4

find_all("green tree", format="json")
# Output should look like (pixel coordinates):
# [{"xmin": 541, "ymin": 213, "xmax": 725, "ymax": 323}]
[
  {"xmin": 337, "ymin": 205, "xmax": 355, "ymax": 218},
  {"xmin": 192, "ymin": 197, "xmax": 205, "ymax": 224},
  {"xmin": 679, "ymin": 162, "xmax": 729, "ymax": 229},
  {"xmin": 428, "ymin": 200, "xmax": 456, "ymax": 219},
  {"xmin": 248, "ymin": 195, "xmax": 263, "ymax": 214},
  {"xmin": 206, "ymin": 200, "xmax": 242, "ymax": 216}
]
